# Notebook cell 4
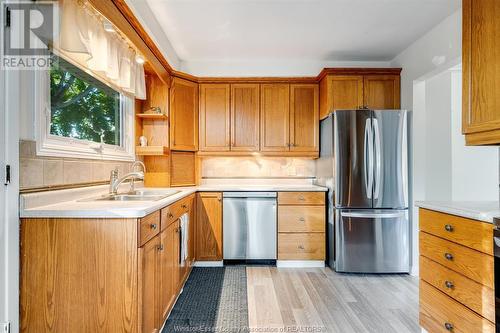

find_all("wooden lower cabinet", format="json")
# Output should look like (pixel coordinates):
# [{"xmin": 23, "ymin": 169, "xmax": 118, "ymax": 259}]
[
  {"xmin": 140, "ymin": 236, "xmax": 161, "ymax": 333},
  {"xmin": 277, "ymin": 192, "xmax": 326, "ymax": 261},
  {"xmin": 20, "ymin": 194, "xmax": 196, "ymax": 333},
  {"xmin": 418, "ymin": 208, "xmax": 495, "ymax": 333},
  {"xmin": 196, "ymin": 192, "xmax": 223, "ymax": 261}
]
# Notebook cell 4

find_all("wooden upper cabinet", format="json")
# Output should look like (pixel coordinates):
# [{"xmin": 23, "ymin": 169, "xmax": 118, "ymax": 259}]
[
  {"xmin": 231, "ymin": 84, "xmax": 260, "ymax": 151},
  {"xmin": 290, "ymin": 84, "xmax": 319, "ymax": 152},
  {"xmin": 320, "ymin": 75, "xmax": 363, "ymax": 119},
  {"xmin": 196, "ymin": 192, "xmax": 222, "ymax": 261},
  {"xmin": 260, "ymin": 84, "xmax": 290, "ymax": 151},
  {"xmin": 363, "ymin": 75, "xmax": 400, "ymax": 110},
  {"xmin": 462, "ymin": 0, "xmax": 500, "ymax": 145},
  {"xmin": 199, "ymin": 84, "xmax": 230, "ymax": 151},
  {"xmin": 170, "ymin": 77, "xmax": 198, "ymax": 151}
]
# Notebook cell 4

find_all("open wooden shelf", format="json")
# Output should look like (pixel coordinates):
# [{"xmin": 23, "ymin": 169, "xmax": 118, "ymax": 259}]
[
  {"xmin": 135, "ymin": 146, "xmax": 170, "ymax": 156},
  {"xmin": 136, "ymin": 113, "xmax": 168, "ymax": 120}
]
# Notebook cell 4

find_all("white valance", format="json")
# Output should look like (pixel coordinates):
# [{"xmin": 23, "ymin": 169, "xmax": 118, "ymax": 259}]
[{"xmin": 58, "ymin": 0, "xmax": 146, "ymax": 99}]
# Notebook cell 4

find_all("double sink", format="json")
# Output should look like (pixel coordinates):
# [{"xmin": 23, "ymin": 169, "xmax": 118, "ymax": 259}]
[{"xmin": 79, "ymin": 189, "xmax": 181, "ymax": 202}]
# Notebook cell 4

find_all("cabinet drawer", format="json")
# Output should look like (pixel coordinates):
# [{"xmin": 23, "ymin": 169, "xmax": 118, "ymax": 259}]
[
  {"xmin": 420, "ymin": 208, "xmax": 493, "ymax": 255},
  {"xmin": 420, "ymin": 256, "xmax": 495, "ymax": 322},
  {"xmin": 420, "ymin": 280, "xmax": 494, "ymax": 333},
  {"xmin": 419, "ymin": 232, "xmax": 494, "ymax": 288},
  {"xmin": 278, "ymin": 192, "xmax": 325, "ymax": 205},
  {"xmin": 139, "ymin": 211, "xmax": 161, "ymax": 247},
  {"xmin": 278, "ymin": 233, "xmax": 325, "ymax": 260},
  {"xmin": 161, "ymin": 195, "xmax": 194, "ymax": 230},
  {"xmin": 278, "ymin": 206, "xmax": 325, "ymax": 233}
]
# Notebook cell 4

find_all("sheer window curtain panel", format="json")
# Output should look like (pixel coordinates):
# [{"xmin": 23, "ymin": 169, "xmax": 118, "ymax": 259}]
[{"xmin": 57, "ymin": 0, "xmax": 147, "ymax": 100}]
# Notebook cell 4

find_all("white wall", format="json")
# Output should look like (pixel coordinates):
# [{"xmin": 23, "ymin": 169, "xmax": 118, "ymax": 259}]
[
  {"xmin": 450, "ymin": 71, "xmax": 499, "ymax": 201},
  {"xmin": 424, "ymin": 71, "xmax": 452, "ymax": 201},
  {"xmin": 391, "ymin": 10, "xmax": 462, "ymax": 110},
  {"xmin": 180, "ymin": 59, "xmax": 392, "ymax": 77},
  {"xmin": 391, "ymin": 9, "xmax": 498, "ymax": 275}
]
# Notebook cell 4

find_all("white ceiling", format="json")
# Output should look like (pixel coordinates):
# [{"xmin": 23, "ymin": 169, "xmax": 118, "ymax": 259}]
[{"xmin": 141, "ymin": 0, "xmax": 460, "ymax": 64}]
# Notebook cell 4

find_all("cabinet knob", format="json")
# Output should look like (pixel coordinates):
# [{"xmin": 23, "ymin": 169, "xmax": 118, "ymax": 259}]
[
  {"xmin": 157, "ymin": 244, "xmax": 164, "ymax": 251},
  {"xmin": 444, "ymin": 253, "xmax": 454, "ymax": 261},
  {"xmin": 150, "ymin": 223, "xmax": 157, "ymax": 230},
  {"xmin": 298, "ymin": 195, "xmax": 305, "ymax": 201},
  {"xmin": 181, "ymin": 204, "xmax": 187, "ymax": 209},
  {"xmin": 298, "ymin": 245, "xmax": 305, "ymax": 250},
  {"xmin": 444, "ymin": 280, "xmax": 454, "ymax": 289},
  {"xmin": 444, "ymin": 322, "xmax": 453, "ymax": 331},
  {"xmin": 168, "ymin": 213, "xmax": 173, "ymax": 218},
  {"xmin": 298, "ymin": 217, "xmax": 305, "ymax": 222},
  {"xmin": 444, "ymin": 224, "xmax": 454, "ymax": 232}
]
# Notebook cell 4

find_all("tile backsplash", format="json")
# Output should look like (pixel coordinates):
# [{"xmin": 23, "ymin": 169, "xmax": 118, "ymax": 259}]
[
  {"xmin": 20, "ymin": 140, "xmax": 134, "ymax": 190},
  {"xmin": 200, "ymin": 156, "xmax": 315, "ymax": 179}
]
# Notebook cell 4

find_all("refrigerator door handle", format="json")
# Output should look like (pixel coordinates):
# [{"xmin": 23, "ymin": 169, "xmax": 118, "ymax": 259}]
[
  {"xmin": 373, "ymin": 118, "xmax": 382, "ymax": 199},
  {"xmin": 364, "ymin": 119, "xmax": 373, "ymax": 199},
  {"xmin": 341, "ymin": 211, "xmax": 406, "ymax": 219}
]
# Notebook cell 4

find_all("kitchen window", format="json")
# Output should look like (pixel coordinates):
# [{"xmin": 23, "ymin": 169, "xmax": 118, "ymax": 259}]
[{"xmin": 36, "ymin": 53, "xmax": 135, "ymax": 161}]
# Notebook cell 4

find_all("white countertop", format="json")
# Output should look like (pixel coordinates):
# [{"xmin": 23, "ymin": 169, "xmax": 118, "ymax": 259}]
[
  {"xmin": 415, "ymin": 201, "xmax": 500, "ymax": 223},
  {"xmin": 20, "ymin": 183, "xmax": 327, "ymax": 219}
]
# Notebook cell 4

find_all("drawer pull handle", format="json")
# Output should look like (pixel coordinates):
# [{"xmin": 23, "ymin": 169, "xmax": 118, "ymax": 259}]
[
  {"xmin": 150, "ymin": 223, "xmax": 157, "ymax": 230},
  {"xmin": 157, "ymin": 244, "xmax": 164, "ymax": 251},
  {"xmin": 298, "ymin": 245, "xmax": 305, "ymax": 250},
  {"xmin": 298, "ymin": 195, "xmax": 305, "ymax": 201},
  {"xmin": 444, "ymin": 322, "xmax": 453, "ymax": 331},
  {"xmin": 181, "ymin": 204, "xmax": 187, "ymax": 209},
  {"xmin": 168, "ymin": 213, "xmax": 174, "ymax": 218},
  {"xmin": 299, "ymin": 217, "xmax": 305, "ymax": 222},
  {"xmin": 444, "ymin": 281, "xmax": 454, "ymax": 289},
  {"xmin": 444, "ymin": 224, "xmax": 454, "ymax": 232},
  {"xmin": 444, "ymin": 253, "xmax": 454, "ymax": 261}
]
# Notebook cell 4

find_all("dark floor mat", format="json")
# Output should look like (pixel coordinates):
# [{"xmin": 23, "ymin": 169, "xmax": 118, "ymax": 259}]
[{"xmin": 163, "ymin": 267, "xmax": 249, "ymax": 333}]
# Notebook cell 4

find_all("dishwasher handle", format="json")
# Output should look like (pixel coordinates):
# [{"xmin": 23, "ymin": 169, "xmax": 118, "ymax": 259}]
[{"xmin": 223, "ymin": 192, "xmax": 277, "ymax": 198}]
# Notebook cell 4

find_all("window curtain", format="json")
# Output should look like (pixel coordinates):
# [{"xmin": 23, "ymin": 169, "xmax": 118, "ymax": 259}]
[{"xmin": 58, "ymin": 0, "xmax": 146, "ymax": 100}]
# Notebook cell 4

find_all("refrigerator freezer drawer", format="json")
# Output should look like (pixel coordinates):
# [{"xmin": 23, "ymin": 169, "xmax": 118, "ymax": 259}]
[{"xmin": 335, "ymin": 209, "xmax": 409, "ymax": 273}]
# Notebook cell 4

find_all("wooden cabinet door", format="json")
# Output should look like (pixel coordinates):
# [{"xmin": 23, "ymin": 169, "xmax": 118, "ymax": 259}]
[
  {"xmin": 158, "ymin": 225, "xmax": 175, "ymax": 324},
  {"xmin": 363, "ymin": 75, "xmax": 400, "ymax": 109},
  {"xmin": 170, "ymin": 77, "xmax": 198, "ymax": 151},
  {"xmin": 196, "ymin": 192, "xmax": 223, "ymax": 261},
  {"xmin": 231, "ymin": 84, "xmax": 260, "ymax": 151},
  {"xmin": 327, "ymin": 75, "xmax": 364, "ymax": 114},
  {"xmin": 199, "ymin": 84, "xmax": 230, "ymax": 151},
  {"xmin": 139, "ymin": 235, "xmax": 160, "ymax": 333},
  {"xmin": 462, "ymin": 0, "xmax": 500, "ymax": 145},
  {"xmin": 260, "ymin": 84, "xmax": 290, "ymax": 151},
  {"xmin": 290, "ymin": 84, "xmax": 319, "ymax": 152}
]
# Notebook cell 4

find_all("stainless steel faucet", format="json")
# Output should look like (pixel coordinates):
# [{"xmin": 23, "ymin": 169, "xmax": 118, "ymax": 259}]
[
  {"xmin": 130, "ymin": 161, "xmax": 147, "ymax": 193},
  {"xmin": 109, "ymin": 161, "xmax": 146, "ymax": 195}
]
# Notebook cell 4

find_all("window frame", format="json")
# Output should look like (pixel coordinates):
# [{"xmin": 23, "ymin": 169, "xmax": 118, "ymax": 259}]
[{"xmin": 35, "ymin": 52, "xmax": 135, "ymax": 161}]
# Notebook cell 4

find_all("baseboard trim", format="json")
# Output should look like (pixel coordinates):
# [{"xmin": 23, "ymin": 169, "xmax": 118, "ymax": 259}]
[
  {"xmin": 276, "ymin": 260, "xmax": 325, "ymax": 268},
  {"xmin": 193, "ymin": 261, "xmax": 224, "ymax": 267}
]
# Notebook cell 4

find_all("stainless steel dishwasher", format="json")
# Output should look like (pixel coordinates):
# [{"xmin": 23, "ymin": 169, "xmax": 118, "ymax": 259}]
[{"xmin": 223, "ymin": 192, "xmax": 277, "ymax": 262}]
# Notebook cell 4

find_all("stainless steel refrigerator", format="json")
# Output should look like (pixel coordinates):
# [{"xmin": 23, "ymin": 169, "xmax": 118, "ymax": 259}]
[{"xmin": 315, "ymin": 110, "xmax": 409, "ymax": 273}]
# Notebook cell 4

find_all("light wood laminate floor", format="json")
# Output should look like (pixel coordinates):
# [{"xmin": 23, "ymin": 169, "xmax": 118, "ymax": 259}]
[{"xmin": 247, "ymin": 267, "xmax": 419, "ymax": 333}]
